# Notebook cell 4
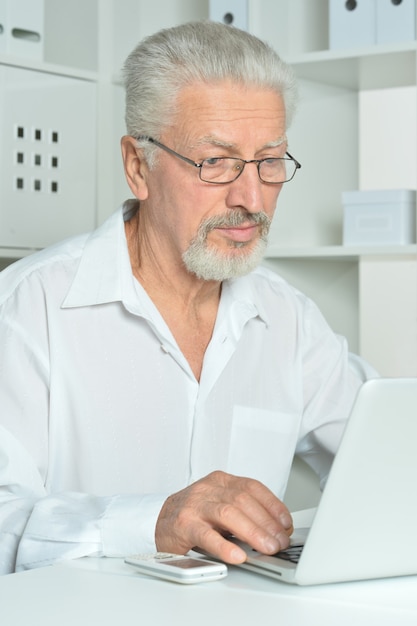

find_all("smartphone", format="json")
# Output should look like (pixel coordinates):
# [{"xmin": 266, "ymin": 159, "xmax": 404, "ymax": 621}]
[{"xmin": 124, "ymin": 552, "xmax": 228, "ymax": 584}]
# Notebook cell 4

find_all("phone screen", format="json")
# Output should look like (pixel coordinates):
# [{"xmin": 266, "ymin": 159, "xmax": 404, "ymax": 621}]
[{"xmin": 163, "ymin": 558, "xmax": 211, "ymax": 569}]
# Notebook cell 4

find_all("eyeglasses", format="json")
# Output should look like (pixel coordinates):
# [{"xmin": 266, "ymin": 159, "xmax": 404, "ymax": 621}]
[{"xmin": 135, "ymin": 135, "xmax": 301, "ymax": 185}]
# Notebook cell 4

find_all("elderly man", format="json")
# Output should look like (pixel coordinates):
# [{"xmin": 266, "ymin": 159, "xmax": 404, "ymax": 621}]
[{"xmin": 0, "ymin": 21, "xmax": 375, "ymax": 574}]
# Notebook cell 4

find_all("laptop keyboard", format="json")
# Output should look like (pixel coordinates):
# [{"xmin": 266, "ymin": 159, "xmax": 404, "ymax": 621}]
[{"xmin": 274, "ymin": 544, "xmax": 304, "ymax": 564}]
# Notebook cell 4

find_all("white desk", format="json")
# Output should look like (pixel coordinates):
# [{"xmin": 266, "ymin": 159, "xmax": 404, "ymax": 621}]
[{"xmin": 1, "ymin": 556, "xmax": 417, "ymax": 626}]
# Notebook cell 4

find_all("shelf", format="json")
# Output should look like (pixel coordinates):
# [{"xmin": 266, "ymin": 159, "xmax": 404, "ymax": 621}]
[
  {"xmin": 287, "ymin": 41, "xmax": 417, "ymax": 91},
  {"xmin": 0, "ymin": 247, "xmax": 40, "ymax": 260},
  {"xmin": 0, "ymin": 54, "xmax": 98, "ymax": 82},
  {"xmin": 265, "ymin": 244, "xmax": 417, "ymax": 261}
]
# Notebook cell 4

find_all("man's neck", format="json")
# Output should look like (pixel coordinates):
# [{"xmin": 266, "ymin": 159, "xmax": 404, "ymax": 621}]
[{"xmin": 124, "ymin": 211, "xmax": 221, "ymax": 381}]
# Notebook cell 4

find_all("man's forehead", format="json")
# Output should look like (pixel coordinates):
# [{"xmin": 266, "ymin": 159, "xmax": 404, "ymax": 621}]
[
  {"xmin": 171, "ymin": 83, "xmax": 287, "ymax": 147},
  {"xmin": 193, "ymin": 134, "xmax": 287, "ymax": 148}
]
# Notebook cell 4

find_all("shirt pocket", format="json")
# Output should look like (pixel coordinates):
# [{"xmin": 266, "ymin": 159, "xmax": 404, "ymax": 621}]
[{"xmin": 227, "ymin": 406, "xmax": 300, "ymax": 497}]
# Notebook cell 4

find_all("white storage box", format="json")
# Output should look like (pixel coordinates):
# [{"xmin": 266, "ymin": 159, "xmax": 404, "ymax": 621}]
[
  {"xmin": 209, "ymin": 0, "xmax": 248, "ymax": 30},
  {"xmin": 329, "ymin": 0, "xmax": 376, "ymax": 50},
  {"xmin": 0, "ymin": 0, "xmax": 6, "ymax": 54},
  {"xmin": 342, "ymin": 189, "xmax": 416, "ymax": 246},
  {"xmin": 0, "ymin": 65, "xmax": 96, "ymax": 249},
  {"xmin": 3, "ymin": 0, "xmax": 44, "ymax": 61},
  {"xmin": 376, "ymin": 0, "xmax": 416, "ymax": 45}
]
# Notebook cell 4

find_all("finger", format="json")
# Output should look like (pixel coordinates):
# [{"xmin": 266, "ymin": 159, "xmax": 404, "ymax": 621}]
[
  {"xmin": 193, "ymin": 526, "xmax": 248, "ymax": 564},
  {"xmin": 211, "ymin": 497, "xmax": 291, "ymax": 555},
  {"xmin": 209, "ymin": 475, "xmax": 293, "ymax": 543},
  {"xmin": 240, "ymin": 476, "xmax": 293, "ymax": 532}
]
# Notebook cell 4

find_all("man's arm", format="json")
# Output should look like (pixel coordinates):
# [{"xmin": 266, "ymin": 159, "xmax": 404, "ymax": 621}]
[
  {"xmin": 1, "ymin": 436, "xmax": 291, "ymax": 573},
  {"xmin": 0, "ymin": 424, "xmax": 169, "ymax": 573}
]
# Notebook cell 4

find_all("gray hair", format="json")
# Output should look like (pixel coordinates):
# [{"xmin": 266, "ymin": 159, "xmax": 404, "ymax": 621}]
[{"xmin": 123, "ymin": 21, "xmax": 298, "ymax": 161}]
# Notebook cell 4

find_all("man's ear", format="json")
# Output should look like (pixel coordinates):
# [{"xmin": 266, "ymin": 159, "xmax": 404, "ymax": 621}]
[{"xmin": 121, "ymin": 136, "xmax": 149, "ymax": 200}]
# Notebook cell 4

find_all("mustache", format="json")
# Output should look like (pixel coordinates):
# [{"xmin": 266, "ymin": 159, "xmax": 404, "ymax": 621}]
[{"xmin": 198, "ymin": 210, "xmax": 271, "ymax": 234}]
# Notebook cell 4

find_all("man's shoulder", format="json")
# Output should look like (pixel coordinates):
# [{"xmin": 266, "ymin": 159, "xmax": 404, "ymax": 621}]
[
  {"xmin": 0, "ymin": 233, "xmax": 89, "ymax": 305},
  {"xmin": 0, "ymin": 206, "xmax": 126, "ymax": 308},
  {"xmin": 0, "ymin": 205, "xmax": 126, "ymax": 296},
  {"xmin": 229, "ymin": 264, "xmax": 312, "ymax": 316}
]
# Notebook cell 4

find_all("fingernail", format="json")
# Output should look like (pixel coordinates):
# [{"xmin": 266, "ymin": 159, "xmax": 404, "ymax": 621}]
[
  {"xmin": 264, "ymin": 537, "xmax": 280, "ymax": 553},
  {"xmin": 231, "ymin": 547, "xmax": 247, "ymax": 563},
  {"xmin": 280, "ymin": 512, "xmax": 293, "ymax": 530},
  {"xmin": 276, "ymin": 531, "xmax": 290, "ymax": 551}
]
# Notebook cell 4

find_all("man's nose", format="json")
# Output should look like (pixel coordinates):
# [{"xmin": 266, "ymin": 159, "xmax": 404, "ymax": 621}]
[{"xmin": 226, "ymin": 162, "xmax": 265, "ymax": 214}]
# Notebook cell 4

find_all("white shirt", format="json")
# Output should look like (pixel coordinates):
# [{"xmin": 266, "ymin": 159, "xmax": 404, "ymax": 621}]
[{"xmin": 0, "ymin": 202, "xmax": 374, "ymax": 574}]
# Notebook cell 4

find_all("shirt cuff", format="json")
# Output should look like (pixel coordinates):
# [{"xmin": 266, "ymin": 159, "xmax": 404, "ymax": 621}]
[{"xmin": 101, "ymin": 493, "xmax": 168, "ymax": 556}]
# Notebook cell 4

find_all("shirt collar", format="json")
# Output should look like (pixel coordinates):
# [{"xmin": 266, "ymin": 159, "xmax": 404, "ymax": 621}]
[
  {"xmin": 62, "ymin": 200, "xmax": 139, "ymax": 309},
  {"xmin": 62, "ymin": 199, "xmax": 269, "ymax": 326},
  {"xmin": 222, "ymin": 274, "xmax": 269, "ymax": 327}
]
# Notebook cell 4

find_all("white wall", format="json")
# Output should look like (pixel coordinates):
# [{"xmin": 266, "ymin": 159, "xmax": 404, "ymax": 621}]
[{"xmin": 359, "ymin": 86, "xmax": 417, "ymax": 191}]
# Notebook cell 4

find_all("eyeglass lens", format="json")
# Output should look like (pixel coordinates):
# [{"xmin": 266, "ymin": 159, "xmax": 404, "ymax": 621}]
[{"xmin": 199, "ymin": 158, "xmax": 297, "ymax": 184}]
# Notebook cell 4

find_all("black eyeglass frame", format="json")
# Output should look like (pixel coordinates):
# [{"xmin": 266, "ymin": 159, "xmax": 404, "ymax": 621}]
[{"xmin": 135, "ymin": 135, "xmax": 301, "ymax": 185}]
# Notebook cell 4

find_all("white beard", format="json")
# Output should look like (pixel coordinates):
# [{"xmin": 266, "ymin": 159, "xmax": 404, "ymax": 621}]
[{"xmin": 182, "ymin": 210, "xmax": 271, "ymax": 281}]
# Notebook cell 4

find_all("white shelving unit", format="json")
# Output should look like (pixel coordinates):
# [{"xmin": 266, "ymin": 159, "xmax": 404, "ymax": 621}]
[
  {"xmin": 0, "ymin": 0, "xmax": 208, "ymax": 264},
  {"xmin": 252, "ymin": 0, "xmax": 417, "ymax": 378},
  {"xmin": 0, "ymin": 0, "xmax": 416, "ymax": 377}
]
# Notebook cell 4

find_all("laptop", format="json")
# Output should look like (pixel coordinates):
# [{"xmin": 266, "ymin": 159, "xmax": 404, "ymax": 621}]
[{"xmin": 201, "ymin": 378, "xmax": 417, "ymax": 585}]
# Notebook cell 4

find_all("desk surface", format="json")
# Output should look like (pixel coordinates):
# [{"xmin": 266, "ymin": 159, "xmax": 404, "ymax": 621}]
[{"xmin": 1, "ymin": 556, "xmax": 417, "ymax": 626}]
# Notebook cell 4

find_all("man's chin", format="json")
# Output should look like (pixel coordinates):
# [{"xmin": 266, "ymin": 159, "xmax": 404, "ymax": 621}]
[{"xmin": 183, "ymin": 239, "xmax": 268, "ymax": 281}]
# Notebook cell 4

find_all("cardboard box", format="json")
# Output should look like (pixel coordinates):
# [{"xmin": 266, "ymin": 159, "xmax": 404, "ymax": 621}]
[{"xmin": 342, "ymin": 189, "xmax": 416, "ymax": 246}]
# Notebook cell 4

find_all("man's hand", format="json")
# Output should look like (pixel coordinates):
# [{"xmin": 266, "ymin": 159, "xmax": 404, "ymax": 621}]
[{"xmin": 155, "ymin": 471, "xmax": 293, "ymax": 564}]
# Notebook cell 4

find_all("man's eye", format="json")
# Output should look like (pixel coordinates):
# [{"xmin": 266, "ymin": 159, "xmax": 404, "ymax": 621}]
[
  {"xmin": 204, "ymin": 157, "xmax": 224, "ymax": 166},
  {"xmin": 262, "ymin": 158, "xmax": 282, "ymax": 168}
]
